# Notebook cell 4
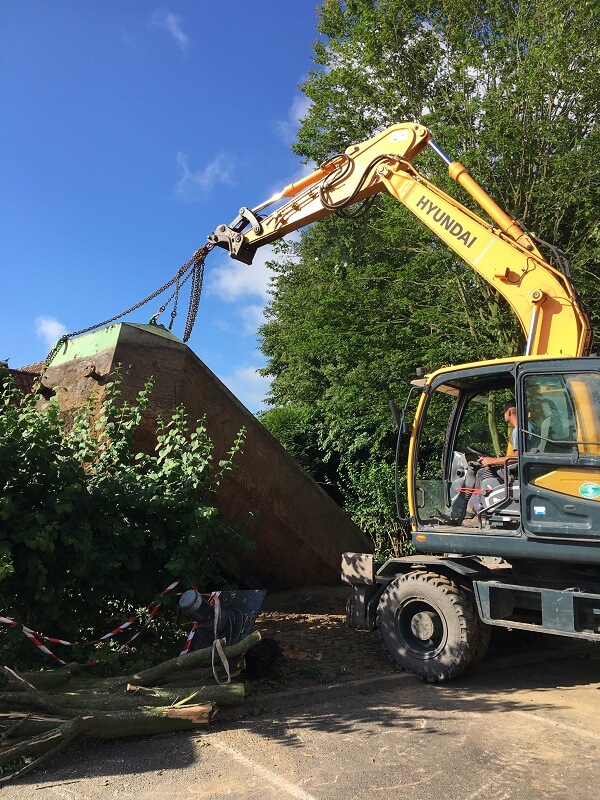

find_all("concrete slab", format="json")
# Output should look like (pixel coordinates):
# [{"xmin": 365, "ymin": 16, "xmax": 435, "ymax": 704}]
[{"xmin": 42, "ymin": 323, "xmax": 372, "ymax": 589}]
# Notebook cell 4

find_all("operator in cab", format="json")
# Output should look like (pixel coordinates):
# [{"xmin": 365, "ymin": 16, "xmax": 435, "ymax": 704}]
[{"xmin": 468, "ymin": 400, "xmax": 518, "ymax": 516}]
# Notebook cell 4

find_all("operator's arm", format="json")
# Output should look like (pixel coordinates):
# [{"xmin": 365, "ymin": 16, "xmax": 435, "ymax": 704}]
[
  {"xmin": 479, "ymin": 421, "xmax": 518, "ymax": 466},
  {"xmin": 479, "ymin": 454, "xmax": 515, "ymax": 467}
]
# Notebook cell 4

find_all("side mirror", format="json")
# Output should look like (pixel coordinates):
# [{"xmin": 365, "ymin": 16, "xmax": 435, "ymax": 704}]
[
  {"xmin": 390, "ymin": 400, "xmax": 409, "ymax": 435},
  {"xmin": 390, "ymin": 399, "xmax": 402, "ymax": 429}
]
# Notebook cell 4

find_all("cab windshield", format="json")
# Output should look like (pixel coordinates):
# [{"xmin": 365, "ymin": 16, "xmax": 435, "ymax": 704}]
[{"xmin": 523, "ymin": 372, "xmax": 600, "ymax": 455}]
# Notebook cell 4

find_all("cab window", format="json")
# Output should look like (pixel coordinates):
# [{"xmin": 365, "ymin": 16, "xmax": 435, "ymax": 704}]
[
  {"xmin": 523, "ymin": 373, "xmax": 600, "ymax": 454},
  {"xmin": 414, "ymin": 388, "xmax": 456, "ymax": 521},
  {"xmin": 455, "ymin": 390, "xmax": 513, "ymax": 457}
]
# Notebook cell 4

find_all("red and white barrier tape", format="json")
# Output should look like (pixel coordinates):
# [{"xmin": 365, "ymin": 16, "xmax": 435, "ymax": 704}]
[
  {"xmin": 0, "ymin": 579, "xmax": 182, "ymax": 665},
  {"xmin": 179, "ymin": 621, "xmax": 199, "ymax": 656}
]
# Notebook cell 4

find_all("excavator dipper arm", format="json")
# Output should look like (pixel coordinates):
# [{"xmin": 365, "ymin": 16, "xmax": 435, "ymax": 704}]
[
  {"xmin": 209, "ymin": 123, "xmax": 433, "ymax": 263},
  {"xmin": 209, "ymin": 123, "xmax": 592, "ymax": 358}
]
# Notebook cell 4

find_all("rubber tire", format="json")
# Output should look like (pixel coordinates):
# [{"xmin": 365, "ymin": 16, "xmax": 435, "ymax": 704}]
[
  {"xmin": 376, "ymin": 570, "xmax": 479, "ymax": 682},
  {"xmin": 460, "ymin": 583, "xmax": 492, "ymax": 670},
  {"xmin": 466, "ymin": 608, "xmax": 492, "ymax": 668}
]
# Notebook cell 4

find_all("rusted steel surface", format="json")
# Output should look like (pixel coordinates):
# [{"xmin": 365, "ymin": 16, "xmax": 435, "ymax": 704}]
[{"xmin": 42, "ymin": 323, "xmax": 372, "ymax": 589}]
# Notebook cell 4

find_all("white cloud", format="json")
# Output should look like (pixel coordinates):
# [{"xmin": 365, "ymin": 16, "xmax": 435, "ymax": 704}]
[
  {"xmin": 212, "ymin": 318, "xmax": 233, "ymax": 333},
  {"xmin": 35, "ymin": 316, "xmax": 67, "ymax": 347},
  {"xmin": 218, "ymin": 364, "xmax": 271, "ymax": 412},
  {"xmin": 175, "ymin": 153, "xmax": 234, "ymax": 200},
  {"xmin": 276, "ymin": 94, "xmax": 312, "ymax": 144},
  {"xmin": 240, "ymin": 304, "xmax": 267, "ymax": 335},
  {"xmin": 150, "ymin": 10, "xmax": 190, "ymax": 53},
  {"xmin": 206, "ymin": 245, "xmax": 275, "ymax": 302}
]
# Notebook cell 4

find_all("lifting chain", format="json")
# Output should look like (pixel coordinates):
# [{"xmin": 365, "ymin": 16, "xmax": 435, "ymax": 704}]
[{"xmin": 41, "ymin": 243, "xmax": 214, "ymax": 375}]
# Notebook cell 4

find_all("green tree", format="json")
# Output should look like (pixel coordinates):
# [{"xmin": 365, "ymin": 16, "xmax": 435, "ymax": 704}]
[
  {"xmin": 260, "ymin": 0, "xmax": 600, "ymax": 552},
  {"xmin": 257, "ymin": 403, "xmax": 337, "ymax": 485}
]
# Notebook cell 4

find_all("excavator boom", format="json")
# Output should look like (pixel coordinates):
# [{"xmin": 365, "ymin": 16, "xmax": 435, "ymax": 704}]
[{"xmin": 210, "ymin": 123, "xmax": 592, "ymax": 358}]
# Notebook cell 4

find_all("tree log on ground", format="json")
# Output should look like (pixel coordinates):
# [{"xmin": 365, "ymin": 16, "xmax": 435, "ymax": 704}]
[{"xmin": 0, "ymin": 631, "xmax": 259, "ymax": 784}]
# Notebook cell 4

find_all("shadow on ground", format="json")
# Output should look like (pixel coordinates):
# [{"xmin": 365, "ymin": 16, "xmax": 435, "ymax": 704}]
[{"xmin": 9, "ymin": 641, "xmax": 599, "ymax": 790}]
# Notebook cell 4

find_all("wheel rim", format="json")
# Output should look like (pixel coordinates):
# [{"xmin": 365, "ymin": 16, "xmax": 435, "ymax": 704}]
[{"xmin": 394, "ymin": 598, "xmax": 447, "ymax": 660}]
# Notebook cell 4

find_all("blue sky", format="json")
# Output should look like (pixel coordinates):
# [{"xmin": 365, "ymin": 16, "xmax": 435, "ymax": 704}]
[{"xmin": 0, "ymin": 2, "xmax": 321, "ymax": 412}]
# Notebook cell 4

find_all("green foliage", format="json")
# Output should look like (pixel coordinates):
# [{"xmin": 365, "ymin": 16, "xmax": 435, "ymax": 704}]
[
  {"xmin": 0, "ymin": 368, "xmax": 249, "ymax": 656},
  {"xmin": 257, "ymin": 403, "xmax": 337, "ymax": 486},
  {"xmin": 260, "ymin": 0, "xmax": 600, "ymax": 556},
  {"xmin": 338, "ymin": 458, "xmax": 411, "ymax": 557},
  {"xmin": 295, "ymin": 0, "xmax": 599, "ymax": 325}
]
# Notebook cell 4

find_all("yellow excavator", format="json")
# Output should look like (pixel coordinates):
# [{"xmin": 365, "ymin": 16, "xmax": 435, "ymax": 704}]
[{"xmin": 210, "ymin": 123, "xmax": 600, "ymax": 681}]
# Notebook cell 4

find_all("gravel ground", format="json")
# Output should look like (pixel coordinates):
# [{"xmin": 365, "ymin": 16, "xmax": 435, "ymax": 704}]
[{"xmin": 246, "ymin": 585, "xmax": 395, "ymax": 692}]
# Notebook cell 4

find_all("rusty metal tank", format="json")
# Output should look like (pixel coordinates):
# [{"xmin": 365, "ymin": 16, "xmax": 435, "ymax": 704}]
[{"xmin": 42, "ymin": 323, "xmax": 372, "ymax": 589}]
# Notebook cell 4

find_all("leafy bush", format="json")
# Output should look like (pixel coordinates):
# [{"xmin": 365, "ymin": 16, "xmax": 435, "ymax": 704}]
[{"xmin": 0, "ymin": 368, "xmax": 249, "ymax": 657}]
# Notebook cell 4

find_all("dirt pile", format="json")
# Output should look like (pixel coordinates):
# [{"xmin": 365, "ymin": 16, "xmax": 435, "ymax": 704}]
[{"xmin": 249, "ymin": 586, "xmax": 395, "ymax": 691}]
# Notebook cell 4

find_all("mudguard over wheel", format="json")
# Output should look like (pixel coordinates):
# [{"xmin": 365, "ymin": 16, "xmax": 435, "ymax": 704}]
[{"xmin": 377, "ymin": 570, "xmax": 481, "ymax": 682}]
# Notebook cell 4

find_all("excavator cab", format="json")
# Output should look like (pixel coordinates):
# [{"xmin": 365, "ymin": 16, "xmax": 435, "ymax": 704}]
[
  {"xmin": 405, "ymin": 356, "xmax": 600, "ymax": 554},
  {"xmin": 409, "ymin": 360, "xmax": 519, "ymax": 531}
]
